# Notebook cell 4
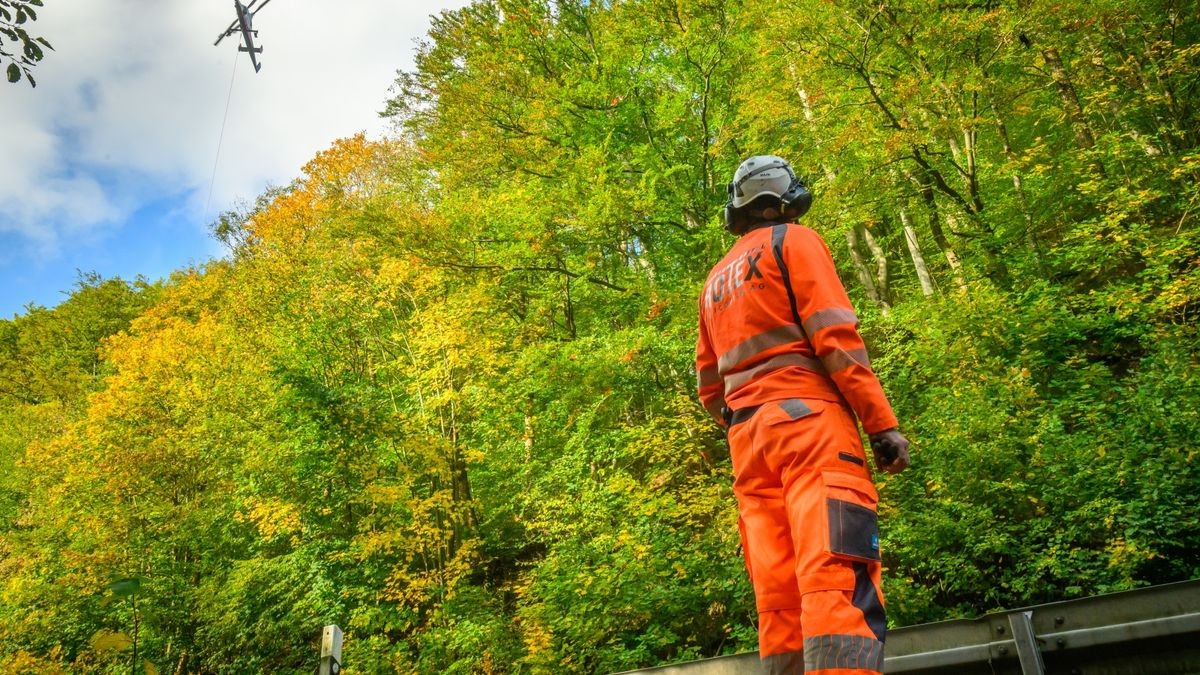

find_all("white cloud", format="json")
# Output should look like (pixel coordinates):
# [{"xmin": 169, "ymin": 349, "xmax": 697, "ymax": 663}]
[{"xmin": 0, "ymin": 0, "xmax": 469, "ymax": 262}]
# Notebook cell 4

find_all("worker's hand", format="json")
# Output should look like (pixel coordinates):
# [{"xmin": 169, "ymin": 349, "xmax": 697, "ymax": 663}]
[{"xmin": 868, "ymin": 428, "xmax": 910, "ymax": 474}]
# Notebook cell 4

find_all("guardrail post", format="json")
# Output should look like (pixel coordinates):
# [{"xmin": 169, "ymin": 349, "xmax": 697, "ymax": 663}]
[
  {"xmin": 1008, "ymin": 611, "xmax": 1045, "ymax": 675},
  {"xmin": 318, "ymin": 624, "xmax": 343, "ymax": 675}
]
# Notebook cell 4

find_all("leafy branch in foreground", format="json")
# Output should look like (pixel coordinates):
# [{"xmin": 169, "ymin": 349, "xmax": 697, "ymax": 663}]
[{"xmin": 0, "ymin": 0, "xmax": 52, "ymax": 87}]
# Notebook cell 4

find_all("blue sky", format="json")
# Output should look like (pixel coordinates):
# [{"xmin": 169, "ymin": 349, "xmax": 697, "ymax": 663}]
[
  {"xmin": 0, "ymin": 0, "xmax": 469, "ymax": 319},
  {"xmin": 0, "ymin": 190, "xmax": 218, "ymax": 316}
]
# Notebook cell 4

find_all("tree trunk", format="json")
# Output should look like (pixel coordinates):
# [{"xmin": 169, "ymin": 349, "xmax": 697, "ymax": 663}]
[
  {"xmin": 900, "ymin": 209, "xmax": 935, "ymax": 296},
  {"xmin": 791, "ymin": 69, "xmax": 840, "ymax": 186},
  {"xmin": 446, "ymin": 394, "xmax": 478, "ymax": 537},
  {"xmin": 1042, "ymin": 47, "xmax": 1095, "ymax": 149},
  {"xmin": 845, "ymin": 226, "xmax": 885, "ymax": 311},
  {"xmin": 939, "ymin": 212, "xmax": 972, "ymax": 292},
  {"xmin": 930, "ymin": 86, "xmax": 985, "ymax": 217},
  {"xmin": 905, "ymin": 170, "xmax": 968, "ymax": 292},
  {"xmin": 562, "ymin": 263, "xmax": 576, "ymax": 339},
  {"xmin": 523, "ymin": 412, "xmax": 535, "ymax": 464},
  {"xmin": 859, "ymin": 226, "xmax": 892, "ymax": 311},
  {"xmin": 1042, "ymin": 46, "xmax": 1106, "ymax": 178}
]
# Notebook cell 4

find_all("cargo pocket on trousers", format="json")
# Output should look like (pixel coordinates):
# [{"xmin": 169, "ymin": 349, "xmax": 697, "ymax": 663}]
[{"xmin": 822, "ymin": 470, "xmax": 881, "ymax": 562}]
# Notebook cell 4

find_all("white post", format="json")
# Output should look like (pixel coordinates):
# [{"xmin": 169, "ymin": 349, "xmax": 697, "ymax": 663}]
[{"xmin": 319, "ymin": 624, "xmax": 343, "ymax": 675}]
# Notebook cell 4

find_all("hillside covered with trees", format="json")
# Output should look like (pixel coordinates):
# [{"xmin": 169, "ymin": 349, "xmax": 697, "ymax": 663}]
[{"xmin": 2, "ymin": 0, "xmax": 1198, "ymax": 672}]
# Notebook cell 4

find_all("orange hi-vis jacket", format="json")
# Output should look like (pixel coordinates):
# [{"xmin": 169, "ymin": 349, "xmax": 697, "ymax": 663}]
[{"xmin": 696, "ymin": 222, "xmax": 898, "ymax": 435}]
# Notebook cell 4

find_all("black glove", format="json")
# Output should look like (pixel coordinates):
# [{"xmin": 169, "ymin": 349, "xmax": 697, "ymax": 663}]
[{"xmin": 868, "ymin": 428, "xmax": 910, "ymax": 474}]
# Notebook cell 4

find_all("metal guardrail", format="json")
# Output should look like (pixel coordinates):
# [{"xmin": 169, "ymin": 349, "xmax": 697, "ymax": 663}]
[{"xmin": 615, "ymin": 579, "xmax": 1200, "ymax": 674}]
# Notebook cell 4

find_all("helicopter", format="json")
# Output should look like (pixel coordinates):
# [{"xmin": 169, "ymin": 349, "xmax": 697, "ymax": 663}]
[{"xmin": 213, "ymin": 0, "xmax": 272, "ymax": 72}]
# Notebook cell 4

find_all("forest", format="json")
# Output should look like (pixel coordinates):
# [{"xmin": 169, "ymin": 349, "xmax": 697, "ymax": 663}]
[{"xmin": 1, "ymin": 0, "xmax": 1198, "ymax": 672}]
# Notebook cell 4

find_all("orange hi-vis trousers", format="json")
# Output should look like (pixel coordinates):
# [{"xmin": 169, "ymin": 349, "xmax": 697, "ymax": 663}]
[{"xmin": 728, "ymin": 398, "xmax": 887, "ymax": 675}]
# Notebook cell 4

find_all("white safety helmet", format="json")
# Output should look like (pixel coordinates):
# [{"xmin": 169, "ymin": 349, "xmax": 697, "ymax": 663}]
[
  {"xmin": 724, "ymin": 155, "xmax": 812, "ymax": 234},
  {"xmin": 728, "ymin": 155, "xmax": 796, "ymax": 207}
]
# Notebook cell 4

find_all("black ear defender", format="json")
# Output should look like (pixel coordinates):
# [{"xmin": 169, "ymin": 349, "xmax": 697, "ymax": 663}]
[
  {"xmin": 724, "ymin": 181, "xmax": 749, "ymax": 235},
  {"xmin": 781, "ymin": 177, "xmax": 813, "ymax": 221},
  {"xmin": 724, "ymin": 201, "xmax": 750, "ymax": 235}
]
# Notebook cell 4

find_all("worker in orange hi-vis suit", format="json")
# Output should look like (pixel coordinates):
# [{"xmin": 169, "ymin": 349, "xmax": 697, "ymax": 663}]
[{"xmin": 696, "ymin": 156, "xmax": 910, "ymax": 675}]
